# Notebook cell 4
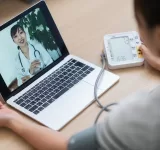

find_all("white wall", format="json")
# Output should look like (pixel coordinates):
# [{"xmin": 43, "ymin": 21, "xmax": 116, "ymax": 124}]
[{"xmin": 0, "ymin": 22, "xmax": 31, "ymax": 86}]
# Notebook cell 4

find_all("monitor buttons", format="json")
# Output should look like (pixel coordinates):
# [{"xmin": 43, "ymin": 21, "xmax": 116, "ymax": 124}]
[
  {"xmin": 129, "ymin": 38, "xmax": 134, "ymax": 41},
  {"xmin": 131, "ymin": 43, "xmax": 136, "ymax": 49},
  {"xmin": 133, "ymin": 54, "xmax": 137, "ymax": 57},
  {"xmin": 133, "ymin": 54, "xmax": 137, "ymax": 60},
  {"xmin": 136, "ymin": 41, "xmax": 140, "ymax": 45},
  {"xmin": 135, "ymin": 36, "xmax": 138, "ymax": 39},
  {"xmin": 136, "ymin": 46, "xmax": 143, "ymax": 58}
]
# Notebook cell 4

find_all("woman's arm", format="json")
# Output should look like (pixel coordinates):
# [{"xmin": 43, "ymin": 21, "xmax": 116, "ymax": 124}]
[
  {"xmin": 9, "ymin": 118, "xmax": 68, "ymax": 150},
  {"xmin": 0, "ymin": 101, "xmax": 68, "ymax": 150}
]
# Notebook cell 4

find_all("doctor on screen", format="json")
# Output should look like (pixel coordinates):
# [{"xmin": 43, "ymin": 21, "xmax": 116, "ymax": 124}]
[{"xmin": 10, "ymin": 25, "xmax": 53, "ymax": 86}]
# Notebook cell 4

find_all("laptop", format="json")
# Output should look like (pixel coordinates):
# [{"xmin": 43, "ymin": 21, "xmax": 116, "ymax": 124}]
[{"xmin": 0, "ymin": 1, "xmax": 119, "ymax": 130}]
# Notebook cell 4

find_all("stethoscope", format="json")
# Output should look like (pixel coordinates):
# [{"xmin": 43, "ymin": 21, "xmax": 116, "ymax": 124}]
[{"xmin": 18, "ymin": 44, "xmax": 41, "ymax": 73}]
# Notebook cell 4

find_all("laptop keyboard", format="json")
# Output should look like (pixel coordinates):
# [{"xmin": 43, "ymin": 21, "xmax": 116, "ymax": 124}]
[{"xmin": 14, "ymin": 59, "xmax": 95, "ymax": 115}]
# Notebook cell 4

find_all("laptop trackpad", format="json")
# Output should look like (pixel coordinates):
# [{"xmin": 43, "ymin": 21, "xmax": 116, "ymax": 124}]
[{"xmin": 37, "ymin": 81, "xmax": 103, "ymax": 130}]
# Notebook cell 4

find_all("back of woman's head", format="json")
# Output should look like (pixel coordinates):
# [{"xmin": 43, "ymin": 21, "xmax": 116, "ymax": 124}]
[{"xmin": 134, "ymin": 0, "xmax": 160, "ymax": 28}]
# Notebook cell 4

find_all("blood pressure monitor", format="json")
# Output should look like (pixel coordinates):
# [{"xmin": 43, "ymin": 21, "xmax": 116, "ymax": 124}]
[{"xmin": 104, "ymin": 31, "xmax": 144, "ymax": 69}]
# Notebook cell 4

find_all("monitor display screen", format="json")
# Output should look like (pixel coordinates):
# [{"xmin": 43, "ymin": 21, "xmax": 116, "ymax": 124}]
[{"xmin": 109, "ymin": 37, "xmax": 133, "ymax": 62}]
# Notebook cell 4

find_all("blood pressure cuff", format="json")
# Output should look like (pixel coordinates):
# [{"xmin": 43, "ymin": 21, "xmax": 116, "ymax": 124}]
[{"xmin": 67, "ymin": 126, "xmax": 102, "ymax": 150}]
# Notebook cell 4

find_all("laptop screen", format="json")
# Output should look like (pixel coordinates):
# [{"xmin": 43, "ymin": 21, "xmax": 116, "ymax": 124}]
[{"xmin": 0, "ymin": 7, "xmax": 63, "ymax": 92}]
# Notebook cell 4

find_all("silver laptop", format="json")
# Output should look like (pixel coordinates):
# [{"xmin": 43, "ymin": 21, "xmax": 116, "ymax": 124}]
[{"xmin": 0, "ymin": 1, "xmax": 119, "ymax": 130}]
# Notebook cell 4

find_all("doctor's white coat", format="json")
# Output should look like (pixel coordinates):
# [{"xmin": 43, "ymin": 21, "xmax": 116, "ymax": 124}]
[{"xmin": 15, "ymin": 43, "xmax": 53, "ymax": 86}]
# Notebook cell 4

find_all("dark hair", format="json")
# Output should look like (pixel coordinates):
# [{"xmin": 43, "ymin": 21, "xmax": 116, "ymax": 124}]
[
  {"xmin": 10, "ymin": 25, "xmax": 25, "ymax": 38},
  {"xmin": 134, "ymin": 0, "xmax": 160, "ymax": 28}
]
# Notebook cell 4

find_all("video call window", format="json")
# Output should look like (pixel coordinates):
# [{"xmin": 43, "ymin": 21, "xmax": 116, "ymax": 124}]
[{"xmin": 0, "ymin": 8, "xmax": 62, "ymax": 91}]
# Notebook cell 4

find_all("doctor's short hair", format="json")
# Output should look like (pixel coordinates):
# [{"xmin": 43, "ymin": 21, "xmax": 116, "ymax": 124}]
[
  {"xmin": 134, "ymin": 0, "xmax": 160, "ymax": 29},
  {"xmin": 10, "ymin": 25, "xmax": 25, "ymax": 39}
]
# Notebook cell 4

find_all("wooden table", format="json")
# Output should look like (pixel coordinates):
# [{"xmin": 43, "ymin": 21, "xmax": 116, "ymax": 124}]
[{"xmin": 0, "ymin": 0, "xmax": 160, "ymax": 149}]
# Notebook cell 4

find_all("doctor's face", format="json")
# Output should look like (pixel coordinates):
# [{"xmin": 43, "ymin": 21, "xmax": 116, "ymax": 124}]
[{"xmin": 12, "ymin": 28, "xmax": 27, "ymax": 48}]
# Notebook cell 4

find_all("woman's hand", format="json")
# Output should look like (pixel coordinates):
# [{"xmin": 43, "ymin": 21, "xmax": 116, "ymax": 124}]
[
  {"xmin": 139, "ymin": 45, "xmax": 153, "ymax": 61},
  {"xmin": 22, "ymin": 75, "xmax": 30, "ymax": 83},
  {"xmin": 29, "ymin": 60, "xmax": 41, "ymax": 75},
  {"xmin": 0, "ymin": 101, "xmax": 22, "ymax": 128},
  {"xmin": 140, "ymin": 45, "xmax": 160, "ymax": 70}
]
